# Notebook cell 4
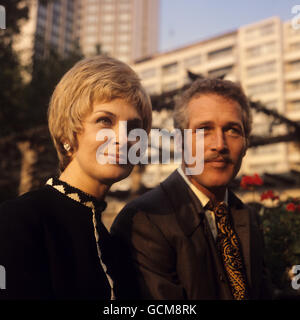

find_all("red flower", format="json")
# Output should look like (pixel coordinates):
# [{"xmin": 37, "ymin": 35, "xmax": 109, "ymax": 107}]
[
  {"xmin": 240, "ymin": 173, "xmax": 263, "ymax": 190},
  {"xmin": 286, "ymin": 203, "xmax": 296, "ymax": 212},
  {"xmin": 252, "ymin": 173, "xmax": 263, "ymax": 186},
  {"xmin": 260, "ymin": 190, "xmax": 279, "ymax": 201}
]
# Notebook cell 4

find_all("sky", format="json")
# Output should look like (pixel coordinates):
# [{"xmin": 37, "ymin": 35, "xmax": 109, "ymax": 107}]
[{"xmin": 159, "ymin": 0, "xmax": 300, "ymax": 52}]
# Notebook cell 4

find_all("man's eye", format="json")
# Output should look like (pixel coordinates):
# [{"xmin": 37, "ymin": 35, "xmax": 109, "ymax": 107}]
[
  {"xmin": 227, "ymin": 128, "xmax": 241, "ymax": 135},
  {"xmin": 97, "ymin": 117, "xmax": 112, "ymax": 126}
]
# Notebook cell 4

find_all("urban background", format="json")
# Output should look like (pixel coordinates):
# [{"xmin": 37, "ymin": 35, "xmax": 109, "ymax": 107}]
[{"xmin": 0, "ymin": 0, "xmax": 300, "ymax": 298}]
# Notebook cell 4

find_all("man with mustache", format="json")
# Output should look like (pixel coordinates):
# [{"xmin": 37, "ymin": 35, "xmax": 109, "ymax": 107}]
[{"xmin": 111, "ymin": 78, "xmax": 273, "ymax": 300}]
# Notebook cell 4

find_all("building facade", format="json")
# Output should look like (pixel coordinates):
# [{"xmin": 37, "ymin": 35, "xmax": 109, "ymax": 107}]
[
  {"xmin": 78, "ymin": 0, "xmax": 159, "ymax": 63},
  {"xmin": 15, "ymin": 0, "xmax": 159, "ymax": 66},
  {"xmin": 130, "ymin": 17, "xmax": 300, "ymax": 182}
]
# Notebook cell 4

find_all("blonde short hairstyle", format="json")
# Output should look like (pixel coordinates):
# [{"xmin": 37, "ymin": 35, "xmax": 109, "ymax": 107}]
[{"xmin": 48, "ymin": 55, "xmax": 152, "ymax": 171}]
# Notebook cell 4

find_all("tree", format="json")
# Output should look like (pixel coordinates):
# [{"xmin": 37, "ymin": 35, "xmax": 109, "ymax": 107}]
[
  {"xmin": 0, "ymin": 0, "xmax": 29, "ymax": 137},
  {"xmin": 24, "ymin": 40, "xmax": 84, "ymax": 129}
]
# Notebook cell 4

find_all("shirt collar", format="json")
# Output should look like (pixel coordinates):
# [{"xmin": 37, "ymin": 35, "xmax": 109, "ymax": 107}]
[{"xmin": 177, "ymin": 167, "xmax": 228, "ymax": 208}]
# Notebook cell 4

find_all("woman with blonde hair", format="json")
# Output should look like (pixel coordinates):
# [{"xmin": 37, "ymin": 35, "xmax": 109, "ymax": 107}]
[{"xmin": 0, "ymin": 55, "xmax": 152, "ymax": 300}]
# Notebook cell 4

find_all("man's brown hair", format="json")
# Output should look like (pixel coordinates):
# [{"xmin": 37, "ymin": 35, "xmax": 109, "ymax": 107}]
[{"xmin": 173, "ymin": 78, "xmax": 252, "ymax": 145}]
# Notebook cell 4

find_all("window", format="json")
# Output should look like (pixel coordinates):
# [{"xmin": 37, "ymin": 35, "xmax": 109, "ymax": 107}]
[
  {"xmin": 207, "ymin": 46, "xmax": 233, "ymax": 60},
  {"xmin": 184, "ymin": 54, "xmax": 201, "ymax": 67},
  {"xmin": 102, "ymin": 43, "xmax": 113, "ymax": 53},
  {"xmin": 102, "ymin": 23, "xmax": 114, "ymax": 32},
  {"xmin": 208, "ymin": 65, "xmax": 233, "ymax": 78},
  {"xmin": 51, "ymin": 23, "xmax": 60, "ymax": 36},
  {"xmin": 139, "ymin": 68, "xmax": 156, "ymax": 79},
  {"xmin": 119, "ymin": 13, "xmax": 130, "ymax": 21},
  {"xmin": 162, "ymin": 81, "xmax": 177, "ymax": 92},
  {"xmin": 86, "ymin": 24, "xmax": 97, "ymax": 33},
  {"xmin": 38, "ymin": 3, "xmax": 47, "ymax": 18},
  {"xmin": 286, "ymin": 59, "xmax": 300, "ymax": 72},
  {"xmin": 85, "ymin": 35, "xmax": 97, "ymax": 44},
  {"xmin": 260, "ymin": 23, "xmax": 275, "ymax": 36},
  {"xmin": 247, "ymin": 61, "xmax": 276, "ymax": 77},
  {"xmin": 162, "ymin": 62, "xmax": 178, "ymax": 76},
  {"xmin": 247, "ymin": 81, "xmax": 277, "ymax": 96},
  {"xmin": 118, "ymin": 23, "xmax": 131, "ymax": 32},
  {"xmin": 101, "ymin": 34, "xmax": 113, "ymax": 43},
  {"xmin": 290, "ymin": 41, "xmax": 300, "ymax": 51},
  {"xmin": 246, "ymin": 42, "xmax": 276, "ymax": 58},
  {"xmin": 245, "ymin": 22, "xmax": 275, "ymax": 40},
  {"xmin": 118, "ymin": 55, "xmax": 130, "ymax": 63},
  {"xmin": 249, "ymin": 162, "xmax": 277, "ymax": 172},
  {"xmin": 144, "ymin": 84, "xmax": 157, "ymax": 95},
  {"xmin": 37, "ymin": 15, "xmax": 46, "ymax": 28},
  {"xmin": 118, "ymin": 33, "xmax": 130, "ymax": 42},
  {"xmin": 250, "ymin": 145, "xmax": 279, "ymax": 155},
  {"xmin": 288, "ymin": 100, "xmax": 300, "ymax": 111},
  {"xmin": 288, "ymin": 79, "xmax": 300, "ymax": 91},
  {"xmin": 103, "ymin": 14, "xmax": 114, "ymax": 22},
  {"xmin": 119, "ymin": 3, "xmax": 130, "ymax": 11},
  {"xmin": 86, "ymin": 15, "xmax": 98, "ymax": 23},
  {"xmin": 117, "ymin": 44, "xmax": 129, "ymax": 53},
  {"xmin": 102, "ymin": 3, "xmax": 114, "ymax": 11}
]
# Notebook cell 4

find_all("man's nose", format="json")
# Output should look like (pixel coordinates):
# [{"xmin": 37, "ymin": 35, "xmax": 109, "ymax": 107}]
[{"xmin": 210, "ymin": 129, "xmax": 228, "ymax": 152}]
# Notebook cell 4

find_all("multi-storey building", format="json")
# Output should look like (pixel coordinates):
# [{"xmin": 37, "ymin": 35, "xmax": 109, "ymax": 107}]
[
  {"xmin": 15, "ymin": 0, "xmax": 76, "ymax": 65},
  {"xmin": 78, "ymin": 0, "xmax": 159, "ymax": 63},
  {"xmin": 131, "ymin": 16, "xmax": 300, "ymax": 182},
  {"xmin": 15, "ymin": 0, "xmax": 159, "ymax": 67},
  {"xmin": 283, "ymin": 20, "xmax": 300, "ymax": 172}
]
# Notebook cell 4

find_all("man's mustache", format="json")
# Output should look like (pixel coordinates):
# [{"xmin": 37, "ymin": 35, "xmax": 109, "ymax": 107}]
[{"xmin": 204, "ymin": 154, "xmax": 233, "ymax": 163}]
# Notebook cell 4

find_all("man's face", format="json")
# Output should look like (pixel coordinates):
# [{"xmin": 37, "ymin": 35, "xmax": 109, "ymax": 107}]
[{"xmin": 185, "ymin": 93, "xmax": 247, "ymax": 190}]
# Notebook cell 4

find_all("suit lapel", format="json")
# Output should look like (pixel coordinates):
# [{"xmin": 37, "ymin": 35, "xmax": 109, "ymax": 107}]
[
  {"xmin": 229, "ymin": 191, "xmax": 251, "ymax": 288},
  {"xmin": 160, "ymin": 170, "xmax": 205, "ymax": 237}
]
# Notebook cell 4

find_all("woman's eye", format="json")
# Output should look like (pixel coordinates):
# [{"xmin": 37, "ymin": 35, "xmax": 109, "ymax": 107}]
[
  {"xmin": 97, "ymin": 117, "xmax": 112, "ymax": 126},
  {"xmin": 199, "ymin": 126, "xmax": 211, "ymax": 133}
]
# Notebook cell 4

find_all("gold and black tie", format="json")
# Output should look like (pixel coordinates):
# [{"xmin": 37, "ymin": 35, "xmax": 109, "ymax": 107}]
[{"xmin": 213, "ymin": 202, "xmax": 249, "ymax": 300}]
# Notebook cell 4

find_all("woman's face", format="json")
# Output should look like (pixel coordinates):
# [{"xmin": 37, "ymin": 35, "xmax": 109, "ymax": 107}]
[{"xmin": 70, "ymin": 98, "xmax": 143, "ymax": 186}]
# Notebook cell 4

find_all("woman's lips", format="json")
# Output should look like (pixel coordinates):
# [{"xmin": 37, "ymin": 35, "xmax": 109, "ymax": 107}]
[{"xmin": 104, "ymin": 153, "xmax": 128, "ymax": 163}]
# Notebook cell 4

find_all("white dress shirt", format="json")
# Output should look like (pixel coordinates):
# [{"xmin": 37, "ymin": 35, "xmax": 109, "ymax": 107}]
[{"xmin": 177, "ymin": 167, "xmax": 228, "ymax": 240}]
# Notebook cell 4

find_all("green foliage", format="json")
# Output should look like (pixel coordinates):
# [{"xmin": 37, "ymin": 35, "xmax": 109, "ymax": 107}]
[
  {"xmin": 0, "ymin": 0, "xmax": 85, "ymax": 137},
  {"xmin": 0, "ymin": 0, "xmax": 29, "ymax": 137},
  {"xmin": 260, "ymin": 199, "xmax": 300, "ymax": 290},
  {"xmin": 23, "ymin": 43, "xmax": 84, "ymax": 130}
]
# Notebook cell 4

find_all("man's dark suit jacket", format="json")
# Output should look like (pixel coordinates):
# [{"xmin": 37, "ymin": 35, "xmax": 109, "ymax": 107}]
[{"xmin": 111, "ymin": 170, "xmax": 273, "ymax": 300}]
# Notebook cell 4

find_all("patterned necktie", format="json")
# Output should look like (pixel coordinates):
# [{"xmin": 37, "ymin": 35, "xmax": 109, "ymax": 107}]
[{"xmin": 213, "ymin": 201, "xmax": 249, "ymax": 300}]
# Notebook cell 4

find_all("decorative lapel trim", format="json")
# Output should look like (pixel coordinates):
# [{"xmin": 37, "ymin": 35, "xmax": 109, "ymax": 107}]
[
  {"xmin": 160, "ymin": 170, "xmax": 205, "ymax": 237},
  {"xmin": 46, "ymin": 177, "xmax": 107, "ymax": 213},
  {"xmin": 45, "ymin": 177, "xmax": 115, "ymax": 300}
]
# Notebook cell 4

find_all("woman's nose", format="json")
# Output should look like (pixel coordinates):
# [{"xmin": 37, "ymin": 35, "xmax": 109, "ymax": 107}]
[{"xmin": 114, "ymin": 121, "xmax": 128, "ymax": 146}]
